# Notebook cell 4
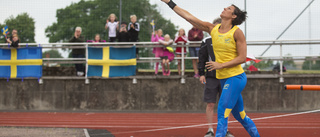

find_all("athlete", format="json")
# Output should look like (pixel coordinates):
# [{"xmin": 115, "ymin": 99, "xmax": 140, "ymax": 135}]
[
  {"xmin": 160, "ymin": 0, "xmax": 260, "ymax": 137},
  {"xmin": 199, "ymin": 18, "xmax": 234, "ymax": 137}
]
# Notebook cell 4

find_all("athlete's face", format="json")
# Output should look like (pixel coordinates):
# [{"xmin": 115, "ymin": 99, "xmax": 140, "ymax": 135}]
[{"xmin": 221, "ymin": 6, "xmax": 237, "ymax": 20}]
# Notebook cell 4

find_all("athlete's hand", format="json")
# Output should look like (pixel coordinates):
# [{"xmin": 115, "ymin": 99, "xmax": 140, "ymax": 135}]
[
  {"xmin": 161, "ymin": 0, "xmax": 170, "ymax": 4},
  {"xmin": 206, "ymin": 61, "xmax": 223, "ymax": 71},
  {"xmin": 199, "ymin": 76, "xmax": 206, "ymax": 84}
]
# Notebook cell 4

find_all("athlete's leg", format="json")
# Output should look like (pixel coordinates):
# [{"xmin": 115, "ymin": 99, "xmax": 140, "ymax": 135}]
[
  {"xmin": 215, "ymin": 73, "xmax": 246, "ymax": 137},
  {"xmin": 231, "ymin": 95, "xmax": 260, "ymax": 137}
]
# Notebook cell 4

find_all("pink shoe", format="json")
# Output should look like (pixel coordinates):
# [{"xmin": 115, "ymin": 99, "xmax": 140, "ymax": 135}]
[
  {"xmin": 167, "ymin": 70, "xmax": 171, "ymax": 76},
  {"xmin": 162, "ymin": 71, "xmax": 167, "ymax": 76}
]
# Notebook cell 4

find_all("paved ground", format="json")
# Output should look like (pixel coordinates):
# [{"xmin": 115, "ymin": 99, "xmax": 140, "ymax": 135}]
[{"xmin": 0, "ymin": 127, "xmax": 86, "ymax": 137}]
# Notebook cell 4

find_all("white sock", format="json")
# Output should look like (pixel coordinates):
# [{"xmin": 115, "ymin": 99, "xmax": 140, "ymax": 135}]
[{"xmin": 208, "ymin": 128, "xmax": 214, "ymax": 132}]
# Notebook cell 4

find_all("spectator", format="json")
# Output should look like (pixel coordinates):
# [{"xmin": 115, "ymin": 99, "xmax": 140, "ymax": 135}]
[
  {"xmin": 151, "ymin": 29, "xmax": 165, "ymax": 75},
  {"xmin": 69, "ymin": 27, "xmax": 85, "ymax": 76},
  {"xmin": 87, "ymin": 34, "xmax": 106, "ymax": 46},
  {"xmin": 7, "ymin": 34, "xmax": 19, "ymax": 48},
  {"xmin": 158, "ymin": 34, "xmax": 174, "ymax": 76},
  {"xmin": 5, "ymin": 29, "xmax": 20, "ymax": 43},
  {"xmin": 273, "ymin": 64, "xmax": 286, "ymax": 72},
  {"xmin": 188, "ymin": 26, "xmax": 203, "ymax": 78},
  {"xmin": 128, "ymin": 15, "xmax": 140, "ymax": 42},
  {"xmin": 247, "ymin": 64, "xmax": 258, "ymax": 72},
  {"xmin": 87, "ymin": 34, "xmax": 106, "ymax": 43},
  {"xmin": 105, "ymin": 13, "xmax": 119, "ymax": 42},
  {"xmin": 174, "ymin": 28, "xmax": 188, "ymax": 75},
  {"xmin": 128, "ymin": 15, "xmax": 140, "ymax": 58},
  {"xmin": 117, "ymin": 22, "xmax": 130, "ymax": 42}
]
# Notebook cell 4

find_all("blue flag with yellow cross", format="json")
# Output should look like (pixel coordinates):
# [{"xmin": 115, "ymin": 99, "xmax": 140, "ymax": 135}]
[
  {"xmin": 0, "ymin": 47, "xmax": 43, "ymax": 78},
  {"xmin": 1, "ymin": 26, "xmax": 9, "ymax": 36},
  {"xmin": 87, "ymin": 46, "xmax": 136, "ymax": 78}
]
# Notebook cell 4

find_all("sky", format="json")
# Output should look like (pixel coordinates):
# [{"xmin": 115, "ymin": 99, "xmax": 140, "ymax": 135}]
[{"xmin": 1, "ymin": 0, "xmax": 319, "ymax": 57}]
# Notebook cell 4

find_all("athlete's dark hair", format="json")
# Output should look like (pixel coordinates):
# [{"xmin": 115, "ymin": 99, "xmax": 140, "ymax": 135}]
[{"xmin": 231, "ymin": 4, "xmax": 247, "ymax": 25}]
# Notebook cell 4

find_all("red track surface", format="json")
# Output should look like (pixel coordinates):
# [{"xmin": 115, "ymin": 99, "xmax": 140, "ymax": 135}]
[{"xmin": 0, "ymin": 111, "xmax": 320, "ymax": 137}]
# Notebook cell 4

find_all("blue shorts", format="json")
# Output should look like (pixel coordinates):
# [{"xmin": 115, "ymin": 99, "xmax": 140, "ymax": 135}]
[{"xmin": 188, "ymin": 47, "xmax": 199, "ymax": 57}]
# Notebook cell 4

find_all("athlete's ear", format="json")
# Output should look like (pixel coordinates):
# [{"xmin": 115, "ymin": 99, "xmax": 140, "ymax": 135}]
[{"xmin": 232, "ymin": 14, "xmax": 237, "ymax": 20}]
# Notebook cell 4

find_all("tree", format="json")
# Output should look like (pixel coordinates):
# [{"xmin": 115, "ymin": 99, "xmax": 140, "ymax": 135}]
[
  {"xmin": 45, "ymin": 0, "xmax": 177, "ymax": 43},
  {"xmin": 42, "ymin": 50, "xmax": 63, "ymax": 58},
  {"xmin": 252, "ymin": 59, "xmax": 274, "ymax": 70},
  {"xmin": 302, "ymin": 57, "xmax": 320, "ymax": 70},
  {"xmin": 0, "ymin": 13, "xmax": 35, "ymax": 43}
]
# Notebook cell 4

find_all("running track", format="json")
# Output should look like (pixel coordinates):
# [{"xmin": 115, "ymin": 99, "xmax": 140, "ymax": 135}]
[{"xmin": 0, "ymin": 110, "xmax": 320, "ymax": 137}]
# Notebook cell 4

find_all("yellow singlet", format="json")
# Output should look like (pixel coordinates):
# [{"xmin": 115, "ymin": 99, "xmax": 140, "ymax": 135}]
[{"xmin": 210, "ymin": 24, "xmax": 244, "ymax": 79}]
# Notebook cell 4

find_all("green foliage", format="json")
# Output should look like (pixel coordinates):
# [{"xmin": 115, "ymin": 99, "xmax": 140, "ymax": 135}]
[
  {"xmin": 45, "ymin": 0, "xmax": 178, "ymax": 43},
  {"xmin": 251, "ymin": 59, "xmax": 274, "ymax": 69},
  {"xmin": 0, "ymin": 13, "xmax": 35, "ymax": 43},
  {"xmin": 302, "ymin": 57, "xmax": 320, "ymax": 70},
  {"xmin": 42, "ymin": 50, "xmax": 63, "ymax": 58}
]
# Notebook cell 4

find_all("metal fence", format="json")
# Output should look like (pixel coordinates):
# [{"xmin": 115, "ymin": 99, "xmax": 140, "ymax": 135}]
[{"xmin": 1, "ymin": 39, "xmax": 320, "ymax": 84}]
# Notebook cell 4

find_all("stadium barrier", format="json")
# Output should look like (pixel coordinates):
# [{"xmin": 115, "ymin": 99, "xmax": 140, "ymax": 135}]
[{"xmin": 1, "ymin": 39, "xmax": 320, "ymax": 84}]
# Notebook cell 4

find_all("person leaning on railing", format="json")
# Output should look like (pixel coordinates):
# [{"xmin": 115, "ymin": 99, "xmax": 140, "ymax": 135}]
[{"xmin": 69, "ymin": 27, "xmax": 85, "ymax": 76}]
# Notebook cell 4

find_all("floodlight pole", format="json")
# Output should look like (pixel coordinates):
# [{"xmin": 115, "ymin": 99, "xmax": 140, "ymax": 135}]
[{"xmin": 244, "ymin": 0, "xmax": 247, "ymax": 39}]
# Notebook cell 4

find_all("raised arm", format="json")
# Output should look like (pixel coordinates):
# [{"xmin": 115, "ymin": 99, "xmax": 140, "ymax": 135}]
[{"xmin": 161, "ymin": 0, "xmax": 214, "ymax": 33}]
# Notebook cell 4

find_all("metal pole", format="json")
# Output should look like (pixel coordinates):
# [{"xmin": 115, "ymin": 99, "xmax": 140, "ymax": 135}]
[
  {"xmin": 244, "ymin": 0, "xmax": 247, "ymax": 39},
  {"xmin": 85, "ymin": 44, "xmax": 90, "ymax": 84},
  {"xmin": 309, "ymin": 0, "xmax": 312, "ymax": 70},
  {"xmin": 279, "ymin": 43, "xmax": 284, "ymax": 83},
  {"xmin": 119, "ymin": 0, "xmax": 122, "ymax": 24},
  {"xmin": 260, "ymin": 0, "xmax": 315, "ymax": 56},
  {"xmin": 181, "ymin": 44, "xmax": 185, "ymax": 84}
]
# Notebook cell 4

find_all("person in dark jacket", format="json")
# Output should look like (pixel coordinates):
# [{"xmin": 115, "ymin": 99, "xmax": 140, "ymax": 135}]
[
  {"xmin": 198, "ymin": 18, "xmax": 234, "ymax": 137},
  {"xmin": 5, "ymin": 29, "xmax": 20, "ymax": 44},
  {"xmin": 117, "ymin": 22, "xmax": 130, "ymax": 42},
  {"xmin": 128, "ymin": 15, "xmax": 140, "ymax": 57},
  {"xmin": 69, "ymin": 27, "xmax": 85, "ymax": 76},
  {"xmin": 7, "ymin": 34, "xmax": 19, "ymax": 48}
]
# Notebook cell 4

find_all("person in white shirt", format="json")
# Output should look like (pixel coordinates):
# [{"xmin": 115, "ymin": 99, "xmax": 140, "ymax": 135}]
[{"xmin": 105, "ymin": 13, "xmax": 119, "ymax": 42}]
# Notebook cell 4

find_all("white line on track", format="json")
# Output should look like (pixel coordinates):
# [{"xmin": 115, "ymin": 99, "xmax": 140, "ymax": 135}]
[
  {"xmin": 110, "ymin": 109, "xmax": 320, "ymax": 135},
  {"xmin": 83, "ymin": 129, "xmax": 90, "ymax": 137}
]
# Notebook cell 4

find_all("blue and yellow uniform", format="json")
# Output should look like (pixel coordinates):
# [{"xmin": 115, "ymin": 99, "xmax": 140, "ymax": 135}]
[{"xmin": 210, "ymin": 24, "xmax": 260, "ymax": 137}]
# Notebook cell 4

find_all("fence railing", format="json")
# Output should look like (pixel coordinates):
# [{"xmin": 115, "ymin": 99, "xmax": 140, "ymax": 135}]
[{"xmin": 1, "ymin": 39, "xmax": 320, "ymax": 84}]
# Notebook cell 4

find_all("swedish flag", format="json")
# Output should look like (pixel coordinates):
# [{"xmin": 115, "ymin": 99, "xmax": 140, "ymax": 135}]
[
  {"xmin": 87, "ymin": 46, "xmax": 136, "ymax": 78},
  {"xmin": 1, "ymin": 26, "xmax": 9, "ymax": 36},
  {"xmin": 0, "ymin": 47, "xmax": 43, "ymax": 78}
]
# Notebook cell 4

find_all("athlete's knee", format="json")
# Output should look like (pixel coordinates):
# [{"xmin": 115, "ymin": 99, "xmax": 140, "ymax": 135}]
[{"xmin": 233, "ymin": 110, "xmax": 247, "ymax": 122}]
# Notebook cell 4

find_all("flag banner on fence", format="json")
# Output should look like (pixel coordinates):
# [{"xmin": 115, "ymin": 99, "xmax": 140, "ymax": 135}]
[
  {"xmin": 0, "ymin": 47, "xmax": 43, "ymax": 78},
  {"xmin": 87, "ymin": 46, "xmax": 136, "ymax": 78},
  {"xmin": 246, "ymin": 54, "xmax": 262, "ymax": 63}
]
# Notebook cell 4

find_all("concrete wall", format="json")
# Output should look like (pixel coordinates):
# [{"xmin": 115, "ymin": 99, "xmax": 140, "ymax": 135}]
[{"xmin": 0, "ymin": 75, "xmax": 320, "ymax": 112}]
